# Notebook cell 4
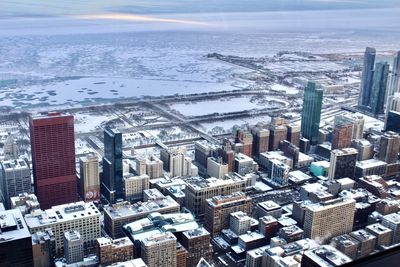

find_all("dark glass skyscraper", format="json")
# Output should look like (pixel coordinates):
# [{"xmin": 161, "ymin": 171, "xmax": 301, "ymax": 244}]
[
  {"xmin": 102, "ymin": 128, "xmax": 123, "ymax": 203},
  {"xmin": 388, "ymin": 51, "xmax": 400, "ymax": 97},
  {"xmin": 30, "ymin": 113, "xmax": 78, "ymax": 209},
  {"xmin": 301, "ymin": 81, "xmax": 323, "ymax": 145},
  {"xmin": 358, "ymin": 47, "xmax": 376, "ymax": 107},
  {"xmin": 370, "ymin": 62, "xmax": 390, "ymax": 115}
]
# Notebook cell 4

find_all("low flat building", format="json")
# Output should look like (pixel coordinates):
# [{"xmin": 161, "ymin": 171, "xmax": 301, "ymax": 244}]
[{"xmin": 355, "ymin": 159, "xmax": 387, "ymax": 178}]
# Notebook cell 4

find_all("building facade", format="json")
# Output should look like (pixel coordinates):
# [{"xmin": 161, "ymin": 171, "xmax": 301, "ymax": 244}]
[{"xmin": 301, "ymin": 81, "xmax": 324, "ymax": 145}]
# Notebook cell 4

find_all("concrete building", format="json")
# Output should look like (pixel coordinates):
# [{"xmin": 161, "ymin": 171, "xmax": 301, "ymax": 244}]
[
  {"xmin": 194, "ymin": 141, "xmax": 216, "ymax": 168},
  {"xmin": 270, "ymin": 117, "xmax": 288, "ymax": 151},
  {"xmin": 104, "ymin": 193, "xmax": 180, "ymax": 239},
  {"xmin": 64, "ymin": 230, "xmax": 84, "ymax": 264},
  {"xmin": 287, "ymin": 124, "xmax": 301, "ymax": 147},
  {"xmin": 301, "ymin": 245, "xmax": 352, "ymax": 267},
  {"xmin": 234, "ymin": 153, "xmax": 257, "ymax": 176},
  {"xmin": 3, "ymin": 134, "xmax": 19, "ymax": 160},
  {"xmin": 96, "ymin": 237, "xmax": 134, "ymax": 266},
  {"xmin": 176, "ymin": 243, "xmax": 188, "ymax": 267},
  {"xmin": 207, "ymin": 157, "xmax": 229, "ymax": 179},
  {"xmin": 332, "ymin": 115, "xmax": 353, "ymax": 149},
  {"xmin": 365, "ymin": 223, "xmax": 393, "ymax": 248},
  {"xmin": 79, "ymin": 153, "xmax": 100, "ymax": 202},
  {"xmin": 236, "ymin": 129, "xmax": 254, "ymax": 157},
  {"xmin": 259, "ymin": 151, "xmax": 293, "ymax": 169},
  {"xmin": 124, "ymin": 174, "xmax": 150, "ymax": 201},
  {"xmin": 32, "ymin": 230, "xmax": 55, "ymax": 267},
  {"xmin": 141, "ymin": 232, "xmax": 177, "ymax": 267},
  {"xmin": 257, "ymin": 200, "xmax": 282, "ymax": 219},
  {"xmin": 259, "ymin": 215, "xmax": 279, "ymax": 242},
  {"xmin": 349, "ymin": 229, "xmax": 377, "ymax": 258},
  {"xmin": 381, "ymin": 212, "xmax": 400, "ymax": 244},
  {"xmin": 331, "ymin": 234, "xmax": 360, "ymax": 260},
  {"xmin": 10, "ymin": 192, "xmax": 40, "ymax": 215},
  {"xmin": 24, "ymin": 201, "xmax": 101, "ymax": 256},
  {"xmin": 278, "ymin": 225, "xmax": 304, "ymax": 244},
  {"xmin": 135, "ymin": 156, "xmax": 164, "ymax": 179},
  {"xmin": 378, "ymin": 132, "xmax": 400, "ymax": 164},
  {"xmin": 328, "ymin": 148, "xmax": 358, "ymax": 181},
  {"xmin": 182, "ymin": 227, "xmax": 212, "ymax": 266},
  {"xmin": 0, "ymin": 158, "xmax": 32, "ymax": 208},
  {"xmin": 204, "ymin": 192, "xmax": 251, "ymax": 236},
  {"xmin": 184, "ymin": 176, "xmax": 246, "ymax": 219},
  {"xmin": 351, "ymin": 139, "xmax": 374, "ymax": 161},
  {"xmin": 355, "ymin": 159, "xmax": 387, "ymax": 177},
  {"xmin": 230, "ymin": 211, "xmax": 252, "ymax": 235},
  {"xmin": 268, "ymin": 159, "xmax": 290, "ymax": 186},
  {"xmin": 251, "ymin": 128, "xmax": 270, "ymax": 156},
  {"xmin": 160, "ymin": 147, "xmax": 196, "ymax": 178},
  {"xmin": 0, "ymin": 209, "xmax": 34, "ymax": 267},
  {"xmin": 303, "ymin": 198, "xmax": 356, "ymax": 243}
]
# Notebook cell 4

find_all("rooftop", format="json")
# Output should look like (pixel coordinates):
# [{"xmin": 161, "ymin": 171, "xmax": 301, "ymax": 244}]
[
  {"xmin": 185, "ymin": 176, "xmax": 245, "ymax": 191},
  {"xmin": 356, "ymin": 159, "xmax": 387, "ymax": 169},
  {"xmin": 258, "ymin": 200, "xmax": 281, "ymax": 211},
  {"xmin": 141, "ymin": 232, "xmax": 176, "ymax": 246},
  {"xmin": 0, "ymin": 209, "xmax": 31, "ymax": 242},
  {"xmin": 183, "ymin": 227, "xmax": 210, "ymax": 239},
  {"xmin": 304, "ymin": 245, "xmax": 352, "ymax": 266},
  {"xmin": 1, "ymin": 158, "xmax": 28, "ymax": 170}
]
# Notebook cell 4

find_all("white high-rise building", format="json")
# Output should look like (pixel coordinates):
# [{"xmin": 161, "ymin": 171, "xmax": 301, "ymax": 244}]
[
  {"xmin": 64, "ymin": 230, "xmax": 84, "ymax": 264},
  {"xmin": 141, "ymin": 232, "xmax": 177, "ymax": 267}
]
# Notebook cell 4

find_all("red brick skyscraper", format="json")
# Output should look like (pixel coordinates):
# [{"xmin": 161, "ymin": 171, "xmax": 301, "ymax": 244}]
[{"xmin": 30, "ymin": 113, "xmax": 78, "ymax": 209}]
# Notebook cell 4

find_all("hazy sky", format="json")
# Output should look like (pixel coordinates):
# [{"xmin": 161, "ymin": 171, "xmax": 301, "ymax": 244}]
[{"xmin": 1, "ymin": 0, "xmax": 399, "ymax": 17}]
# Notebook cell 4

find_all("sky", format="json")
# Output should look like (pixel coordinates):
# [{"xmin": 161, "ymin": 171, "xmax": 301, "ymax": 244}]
[{"xmin": 0, "ymin": 0, "xmax": 399, "ymax": 17}]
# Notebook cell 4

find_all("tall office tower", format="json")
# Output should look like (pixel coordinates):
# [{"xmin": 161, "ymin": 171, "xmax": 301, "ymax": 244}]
[
  {"xmin": 0, "ymin": 209, "xmax": 34, "ymax": 267},
  {"xmin": 268, "ymin": 159, "xmax": 290, "ymax": 186},
  {"xmin": 102, "ymin": 128, "xmax": 123, "ymax": 203},
  {"xmin": 236, "ymin": 129, "xmax": 253, "ymax": 157},
  {"xmin": 207, "ymin": 157, "xmax": 228, "ymax": 179},
  {"xmin": 32, "ymin": 230, "xmax": 55, "ymax": 267},
  {"xmin": 182, "ymin": 228, "xmax": 212, "ymax": 267},
  {"xmin": 136, "ymin": 156, "xmax": 164, "ymax": 179},
  {"xmin": 279, "ymin": 140, "xmax": 300, "ymax": 167},
  {"xmin": 378, "ymin": 132, "xmax": 400, "ymax": 164},
  {"xmin": 79, "ymin": 154, "xmax": 100, "ymax": 202},
  {"xmin": 194, "ymin": 141, "xmax": 215, "ymax": 168},
  {"xmin": 204, "ymin": 192, "xmax": 251, "ymax": 236},
  {"xmin": 3, "ymin": 134, "xmax": 19, "ymax": 160},
  {"xmin": 141, "ymin": 232, "xmax": 177, "ymax": 267},
  {"xmin": 340, "ymin": 114, "xmax": 365, "ymax": 140},
  {"xmin": 0, "ymin": 158, "xmax": 32, "ymax": 208},
  {"xmin": 386, "ymin": 111, "xmax": 400, "ymax": 133},
  {"xmin": 185, "ymin": 176, "xmax": 246, "ymax": 219},
  {"xmin": 300, "ymin": 81, "xmax": 323, "ymax": 145},
  {"xmin": 303, "ymin": 198, "xmax": 356, "ymax": 243},
  {"xmin": 251, "ymin": 127, "xmax": 270, "ymax": 156},
  {"xmin": 370, "ymin": 62, "xmax": 390, "ymax": 115},
  {"xmin": 328, "ymin": 148, "xmax": 358, "ymax": 181},
  {"xmin": 287, "ymin": 124, "xmax": 301, "ymax": 147},
  {"xmin": 29, "ymin": 113, "xmax": 78, "ymax": 209},
  {"xmin": 219, "ymin": 139, "xmax": 235, "ymax": 172},
  {"xmin": 358, "ymin": 47, "xmax": 377, "ymax": 107},
  {"xmin": 351, "ymin": 139, "xmax": 374, "ymax": 161},
  {"xmin": 388, "ymin": 51, "xmax": 400, "ymax": 97},
  {"xmin": 24, "ymin": 201, "xmax": 101, "ymax": 256},
  {"xmin": 160, "ymin": 147, "xmax": 194, "ymax": 178},
  {"xmin": 269, "ymin": 117, "xmax": 288, "ymax": 151},
  {"xmin": 332, "ymin": 115, "xmax": 354, "ymax": 149},
  {"xmin": 64, "ymin": 230, "xmax": 84, "ymax": 264}
]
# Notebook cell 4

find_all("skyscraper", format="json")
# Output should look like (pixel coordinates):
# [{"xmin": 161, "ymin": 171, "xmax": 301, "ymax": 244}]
[
  {"xmin": 370, "ymin": 62, "xmax": 390, "ymax": 115},
  {"xmin": 388, "ymin": 51, "xmax": 400, "ymax": 97},
  {"xmin": 378, "ymin": 132, "xmax": 400, "ymax": 164},
  {"xmin": 79, "ymin": 154, "xmax": 100, "ymax": 203},
  {"xmin": 29, "ymin": 113, "xmax": 78, "ymax": 209},
  {"xmin": 328, "ymin": 148, "xmax": 358, "ymax": 181},
  {"xmin": 332, "ymin": 115, "xmax": 354, "ymax": 149},
  {"xmin": 102, "ymin": 128, "xmax": 123, "ymax": 203},
  {"xmin": 301, "ymin": 81, "xmax": 324, "ymax": 145},
  {"xmin": 141, "ymin": 232, "xmax": 177, "ymax": 267},
  {"xmin": 64, "ymin": 230, "xmax": 84, "ymax": 264},
  {"xmin": 358, "ymin": 47, "xmax": 376, "ymax": 107}
]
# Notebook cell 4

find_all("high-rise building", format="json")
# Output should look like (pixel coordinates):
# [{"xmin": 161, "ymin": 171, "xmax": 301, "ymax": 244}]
[
  {"xmin": 236, "ymin": 129, "xmax": 253, "ymax": 157},
  {"xmin": 0, "ymin": 158, "xmax": 32, "ymax": 208},
  {"xmin": 185, "ymin": 176, "xmax": 246, "ymax": 219},
  {"xmin": 378, "ymin": 132, "xmax": 400, "ymax": 164},
  {"xmin": 287, "ymin": 124, "xmax": 301, "ymax": 147},
  {"xmin": 32, "ymin": 230, "xmax": 55, "ymax": 267},
  {"xmin": 370, "ymin": 62, "xmax": 390, "ymax": 115},
  {"xmin": 351, "ymin": 139, "xmax": 374, "ymax": 161},
  {"xmin": 176, "ymin": 243, "xmax": 188, "ymax": 267},
  {"xmin": 64, "ymin": 230, "xmax": 84, "ymax": 264},
  {"xmin": 218, "ymin": 139, "xmax": 235, "ymax": 172},
  {"xmin": 102, "ymin": 128, "xmax": 123, "ymax": 203},
  {"xmin": 386, "ymin": 110, "xmax": 400, "ymax": 133},
  {"xmin": 204, "ymin": 192, "xmax": 252, "ymax": 236},
  {"xmin": 358, "ymin": 47, "xmax": 376, "ymax": 107},
  {"xmin": 332, "ymin": 115, "xmax": 353, "ymax": 149},
  {"xmin": 230, "ymin": 211, "xmax": 252, "ymax": 235},
  {"xmin": 251, "ymin": 127, "xmax": 270, "ymax": 156},
  {"xmin": 194, "ymin": 141, "xmax": 216, "ymax": 169},
  {"xmin": 328, "ymin": 148, "xmax": 358, "ymax": 181},
  {"xmin": 0, "ymin": 209, "xmax": 34, "ymax": 267},
  {"xmin": 269, "ymin": 117, "xmax": 288, "ymax": 151},
  {"xmin": 96, "ymin": 237, "xmax": 134, "ymax": 266},
  {"xmin": 268, "ymin": 159, "xmax": 290, "ymax": 186},
  {"xmin": 124, "ymin": 174, "xmax": 150, "ymax": 201},
  {"xmin": 3, "ymin": 134, "xmax": 19, "ymax": 160},
  {"xmin": 141, "ymin": 232, "xmax": 177, "ymax": 267},
  {"xmin": 160, "ymin": 147, "xmax": 195, "ymax": 178},
  {"xmin": 234, "ymin": 152, "xmax": 257, "ymax": 176},
  {"xmin": 136, "ymin": 156, "xmax": 164, "ymax": 179},
  {"xmin": 388, "ymin": 51, "xmax": 400, "ymax": 97},
  {"xmin": 207, "ymin": 157, "xmax": 228, "ymax": 179},
  {"xmin": 79, "ymin": 153, "xmax": 100, "ymax": 202},
  {"xmin": 303, "ymin": 198, "xmax": 356, "ymax": 243},
  {"xmin": 29, "ymin": 113, "xmax": 78, "ymax": 209},
  {"xmin": 181, "ymin": 227, "xmax": 212, "ymax": 267},
  {"xmin": 24, "ymin": 201, "xmax": 101, "ymax": 256},
  {"xmin": 301, "ymin": 81, "xmax": 323, "ymax": 145}
]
